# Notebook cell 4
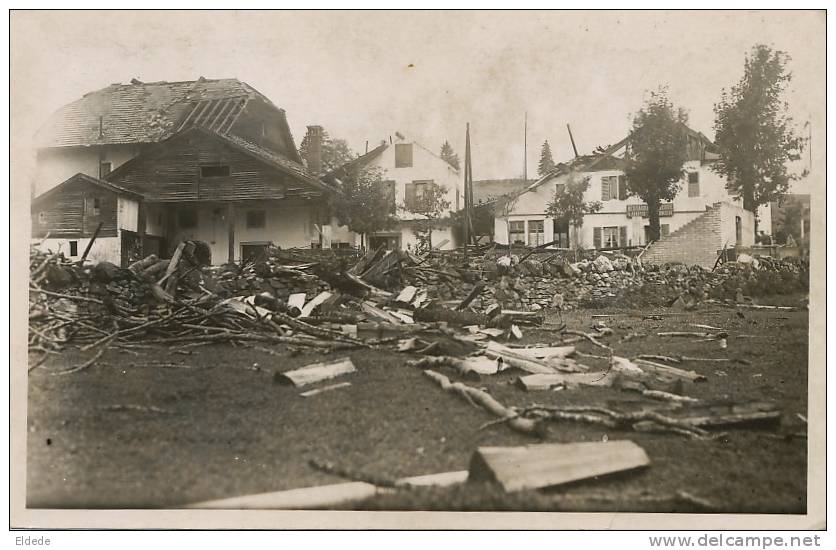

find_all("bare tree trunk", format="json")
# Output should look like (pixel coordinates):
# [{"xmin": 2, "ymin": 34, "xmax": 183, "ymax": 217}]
[{"xmin": 647, "ymin": 199, "xmax": 661, "ymax": 242}]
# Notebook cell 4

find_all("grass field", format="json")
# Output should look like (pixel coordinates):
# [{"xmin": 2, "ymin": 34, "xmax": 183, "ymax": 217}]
[{"xmin": 26, "ymin": 299, "xmax": 809, "ymax": 512}]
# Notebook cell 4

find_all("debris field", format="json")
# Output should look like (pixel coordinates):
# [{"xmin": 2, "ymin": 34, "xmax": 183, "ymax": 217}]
[{"xmin": 27, "ymin": 242, "xmax": 809, "ymax": 511}]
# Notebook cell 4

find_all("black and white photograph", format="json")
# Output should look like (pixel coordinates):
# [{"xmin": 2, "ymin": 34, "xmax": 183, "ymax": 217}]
[{"xmin": 9, "ymin": 8, "xmax": 826, "ymax": 534}]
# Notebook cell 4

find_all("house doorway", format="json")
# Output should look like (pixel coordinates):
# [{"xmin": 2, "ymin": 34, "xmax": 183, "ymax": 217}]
[{"xmin": 241, "ymin": 241, "xmax": 271, "ymax": 263}]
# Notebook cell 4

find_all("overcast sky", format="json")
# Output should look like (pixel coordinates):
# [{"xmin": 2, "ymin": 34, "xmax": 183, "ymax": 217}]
[{"xmin": 11, "ymin": 10, "xmax": 825, "ymax": 189}]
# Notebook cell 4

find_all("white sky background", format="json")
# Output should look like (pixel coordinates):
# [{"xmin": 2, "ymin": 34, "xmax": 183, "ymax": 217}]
[{"xmin": 11, "ymin": 10, "xmax": 825, "ymax": 189}]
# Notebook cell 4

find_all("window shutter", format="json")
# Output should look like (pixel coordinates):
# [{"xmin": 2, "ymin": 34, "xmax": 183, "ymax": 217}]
[
  {"xmin": 593, "ymin": 227, "xmax": 602, "ymax": 249},
  {"xmin": 619, "ymin": 226, "xmax": 628, "ymax": 247},
  {"xmin": 395, "ymin": 143, "xmax": 413, "ymax": 168},
  {"xmin": 618, "ymin": 175, "xmax": 628, "ymax": 200},
  {"xmin": 601, "ymin": 179, "xmax": 610, "ymax": 201},
  {"xmin": 404, "ymin": 182, "xmax": 417, "ymax": 210}
]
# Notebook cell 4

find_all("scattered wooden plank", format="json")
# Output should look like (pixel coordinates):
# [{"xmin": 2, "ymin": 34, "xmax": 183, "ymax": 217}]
[
  {"xmin": 512, "ymin": 346, "xmax": 576, "ymax": 360},
  {"xmin": 388, "ymin": 311, "xmax": 415, "ymax": 324},
  {"xmin": 273, "ymin": 357, "xmax": 356, "ymax": 387},
  {"xmin": 361, "ymin": 301, "xmax": 402, "ymax": 324},
  {"xmin": 484, "ymin": 341, "xmax": 558, "ymax": 375},
  {"xmin": 186, "ymin": 470, "xmax": 468, "ymax": 509},
  {"xmin": 633, "ymin": 358, "xmax": 707, "ymax": 382},
  {"xmin": 300, "ymin": 382, "xmax": 352, "ymax": 397},
  {"xmin": 300, "ymin": 291, "xmax": 333, "ymax": 318},
  {"xmin": 517, "ymin": 372, "xmax": 612, "ymax": 391},
  {"xmin": 395, "ymin": 285, "xmax": 418, "ymax": 304},
  {"xmin": 287, "ymin": 293, "xmax": 307, "ymax": 311},
  {"xmin": 468, "ymin": 441, "xmax": 650, "ymax": 492},
  {"xmin": 409, "ymin": 355, "xmax": 501, "ymax": 378}
]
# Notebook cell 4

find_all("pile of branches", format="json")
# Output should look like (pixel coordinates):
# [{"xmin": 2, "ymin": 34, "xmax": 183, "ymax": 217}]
[{"xmin": 28, "ymin": 246, "xmax": 368, "ymax": 373}]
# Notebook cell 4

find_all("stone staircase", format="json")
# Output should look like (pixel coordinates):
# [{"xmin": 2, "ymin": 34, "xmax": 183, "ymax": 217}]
[{"xmin": 642, "ymin": 203, "xmax": 724, "ymax": 268}]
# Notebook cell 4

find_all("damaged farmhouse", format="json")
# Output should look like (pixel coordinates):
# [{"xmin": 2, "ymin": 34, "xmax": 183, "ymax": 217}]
[{"xmin": 494, "ymin": 127, "xmax": 764, "ymax": 269}]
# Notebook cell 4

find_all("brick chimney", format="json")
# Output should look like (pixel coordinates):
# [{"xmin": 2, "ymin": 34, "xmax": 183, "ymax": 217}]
[{"xmin": 305, "ymin": 125, "xmax": 324, "ymax": 175}]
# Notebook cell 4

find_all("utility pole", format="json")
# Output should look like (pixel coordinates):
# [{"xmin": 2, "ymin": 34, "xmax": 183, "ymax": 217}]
[
  {"xmin": 567, "ymin": 124, "xmax": 579, "ymax": 158},
  {"xmin": 464, "ymin": 123, "xmax": 472, "ymax": 262},
  {"xmin": 523, "ymin": 112, "xmax": 527, "ymax": 181}
]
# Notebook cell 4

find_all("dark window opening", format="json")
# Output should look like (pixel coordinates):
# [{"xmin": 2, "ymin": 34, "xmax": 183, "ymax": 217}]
[
  {"xmin": 69, "ymin": 241, "xmax": 78, "ymax": 256},
  {"xmin": 688, "ymin": 172, "xmax": 700, "ymax": 197},
  {"xmin": 86, "ymin": 197, "xmax": 101, "ymax": 216},
  {"xmin": 735, "ymin": 216, "xmax": 742, "ymax": 244},
  {"xmin": 553, "ymin": 220, "xmax": 570, "ymax": 248},
  {"xmin": 246, "ymin": 210, "xmax": 266, "ymax": 229},
  {"xmin": 99, "ymin": 162, "xmax": 112, "ymax": 178},
  {"xmin": 200, "ymin": 165, "xmax": 231, "ymax": 178},
  {"xmin": 178, "ymin": 209, "xmax": 198, "ymax": 229},
  {"xmin": 395, "ymin": 143, "xmax": 413, "ymax": 168}
]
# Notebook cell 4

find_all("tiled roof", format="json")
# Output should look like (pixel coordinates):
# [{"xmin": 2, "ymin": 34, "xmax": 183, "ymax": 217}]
[
  {"xmin": 35, "ymin": 78, "xmax": 272, "ymax": 148},
  {"xmin": 33, "ymin": 172, "xmax": 144, "ymax": 206}
]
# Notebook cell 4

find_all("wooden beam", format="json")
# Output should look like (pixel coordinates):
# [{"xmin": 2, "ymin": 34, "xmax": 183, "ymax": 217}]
[
  {"xmin": 468, "ymin": 441, "xmax": 650, "ymax": 492},
  {"xmin": 227, "ymin": 202, "xmax": 236, "ymax": 263}
]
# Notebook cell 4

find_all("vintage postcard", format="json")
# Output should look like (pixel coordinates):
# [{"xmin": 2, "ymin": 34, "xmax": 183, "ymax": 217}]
[{"xmin": 9, "ymin": 9, "xmax": 826, "ymax": 531}]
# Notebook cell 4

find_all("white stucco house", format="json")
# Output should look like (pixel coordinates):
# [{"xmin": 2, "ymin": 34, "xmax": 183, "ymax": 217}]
[
  {"xmin": 324, "ymin": 133, "xmax": 462, "ymax": 251},
  {"xmin": 494, "ymin": 125, "xmax": 767, "ymax": 258}
]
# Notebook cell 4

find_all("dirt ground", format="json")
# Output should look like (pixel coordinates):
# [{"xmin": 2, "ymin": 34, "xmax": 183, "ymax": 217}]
[{"xmin": 26, "ymin": 297, "xmax": 809, "ymax": 512}]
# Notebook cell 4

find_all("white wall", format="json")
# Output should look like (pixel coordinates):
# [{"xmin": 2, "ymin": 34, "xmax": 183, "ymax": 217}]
[
  {"xmin": 34, "ymin": 236, "xmax": 121, "ymax": 264},
  {"xmin": 167, "ymin": 202, "xmax": 320, "ymax": 264},
  {"xmin": 359, "ymin": 139, "xmax": 461, "ymax": 250},
  {"xmin": 494, "ymin": 160, "xmax": 749, "ymax": 249},
  {"xmin": 366, "ymin": 140, "xmax": 462, "ymax": 219},
  {"xmin": 117, "ymin": 197, "xmax": 139, "ymax": 232},
  {"xmin": 35, "ymin": 144, "xmax": 140, "ymax": 195}
]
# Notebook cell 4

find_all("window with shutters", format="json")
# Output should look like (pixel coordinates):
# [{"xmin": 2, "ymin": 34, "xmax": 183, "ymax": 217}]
[
  {"xmin": 395, "ymin": 143, "xmax": 413, "ymax": 167},
  {"xmin": 601, "ymin": 176, "xmax": 618, "ymax": 201},
  {"xmin": 601, "ymin": 226, "xmax": 620, "ymax": 248},
  {"xmin": 528, "ymin": 220, "xmax": 545, "ymax": 246},
  {"xmin": 688, "ymin": 171, "xmax": 700, "ymax": 197},
  {"xmin": 618, "ymin": 175, "xmax": 628, "ymax": 200},
  {"xmin": 246, "ymin": 210, "xmax": 266, "ymax": 229},
  {"xmin": 509, "ymin": 221, "xmax": 525, "ymax": 245},
  {"xmin": 382, "ymin": 180, "xmax": 396, "ymax": 213}
]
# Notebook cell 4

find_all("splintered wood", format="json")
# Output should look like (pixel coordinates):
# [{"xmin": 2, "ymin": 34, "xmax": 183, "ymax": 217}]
[
  {"xmin": 468, "ymin": 441, "xmax": 650, "ymax": 492},
  {"xmin": 273, "ymin": 357, "xmax": 356, "ymax": 387}
]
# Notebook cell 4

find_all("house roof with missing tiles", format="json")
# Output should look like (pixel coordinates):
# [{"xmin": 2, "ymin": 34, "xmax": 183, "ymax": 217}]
[{"xmin": 35, "ymin": 78, "xmax": 275, "ymax": 149}]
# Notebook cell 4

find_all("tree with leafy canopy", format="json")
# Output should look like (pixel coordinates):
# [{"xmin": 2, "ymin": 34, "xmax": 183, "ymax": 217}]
[
  {"xmin": 545, "ymin": 172, "xmax": 602, "ymax": 249},
  {"xmin": 298, "ymin": 127, "xmax": 358, "ymax": 174},
  {"xmin": 328, "ymin": 165, "xmax": 398, "ymax": 249},
  {"xmin": 624, "ymin": 88, "xmax": 689, "ymax": 242},
  {"xmin": 713, "ymin": 44, "xmax": 803, "ymax": 215},
  {"xmin": 403, "ymin": 183, "xmax": 451, "ymax": 251},
  {"xmin": 439, "ymin": 141, "xmax": 460, "ymax": 171},
  {"xmin": 538, "ymin": 140, "xmax": 556, "ymax": 176}
]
